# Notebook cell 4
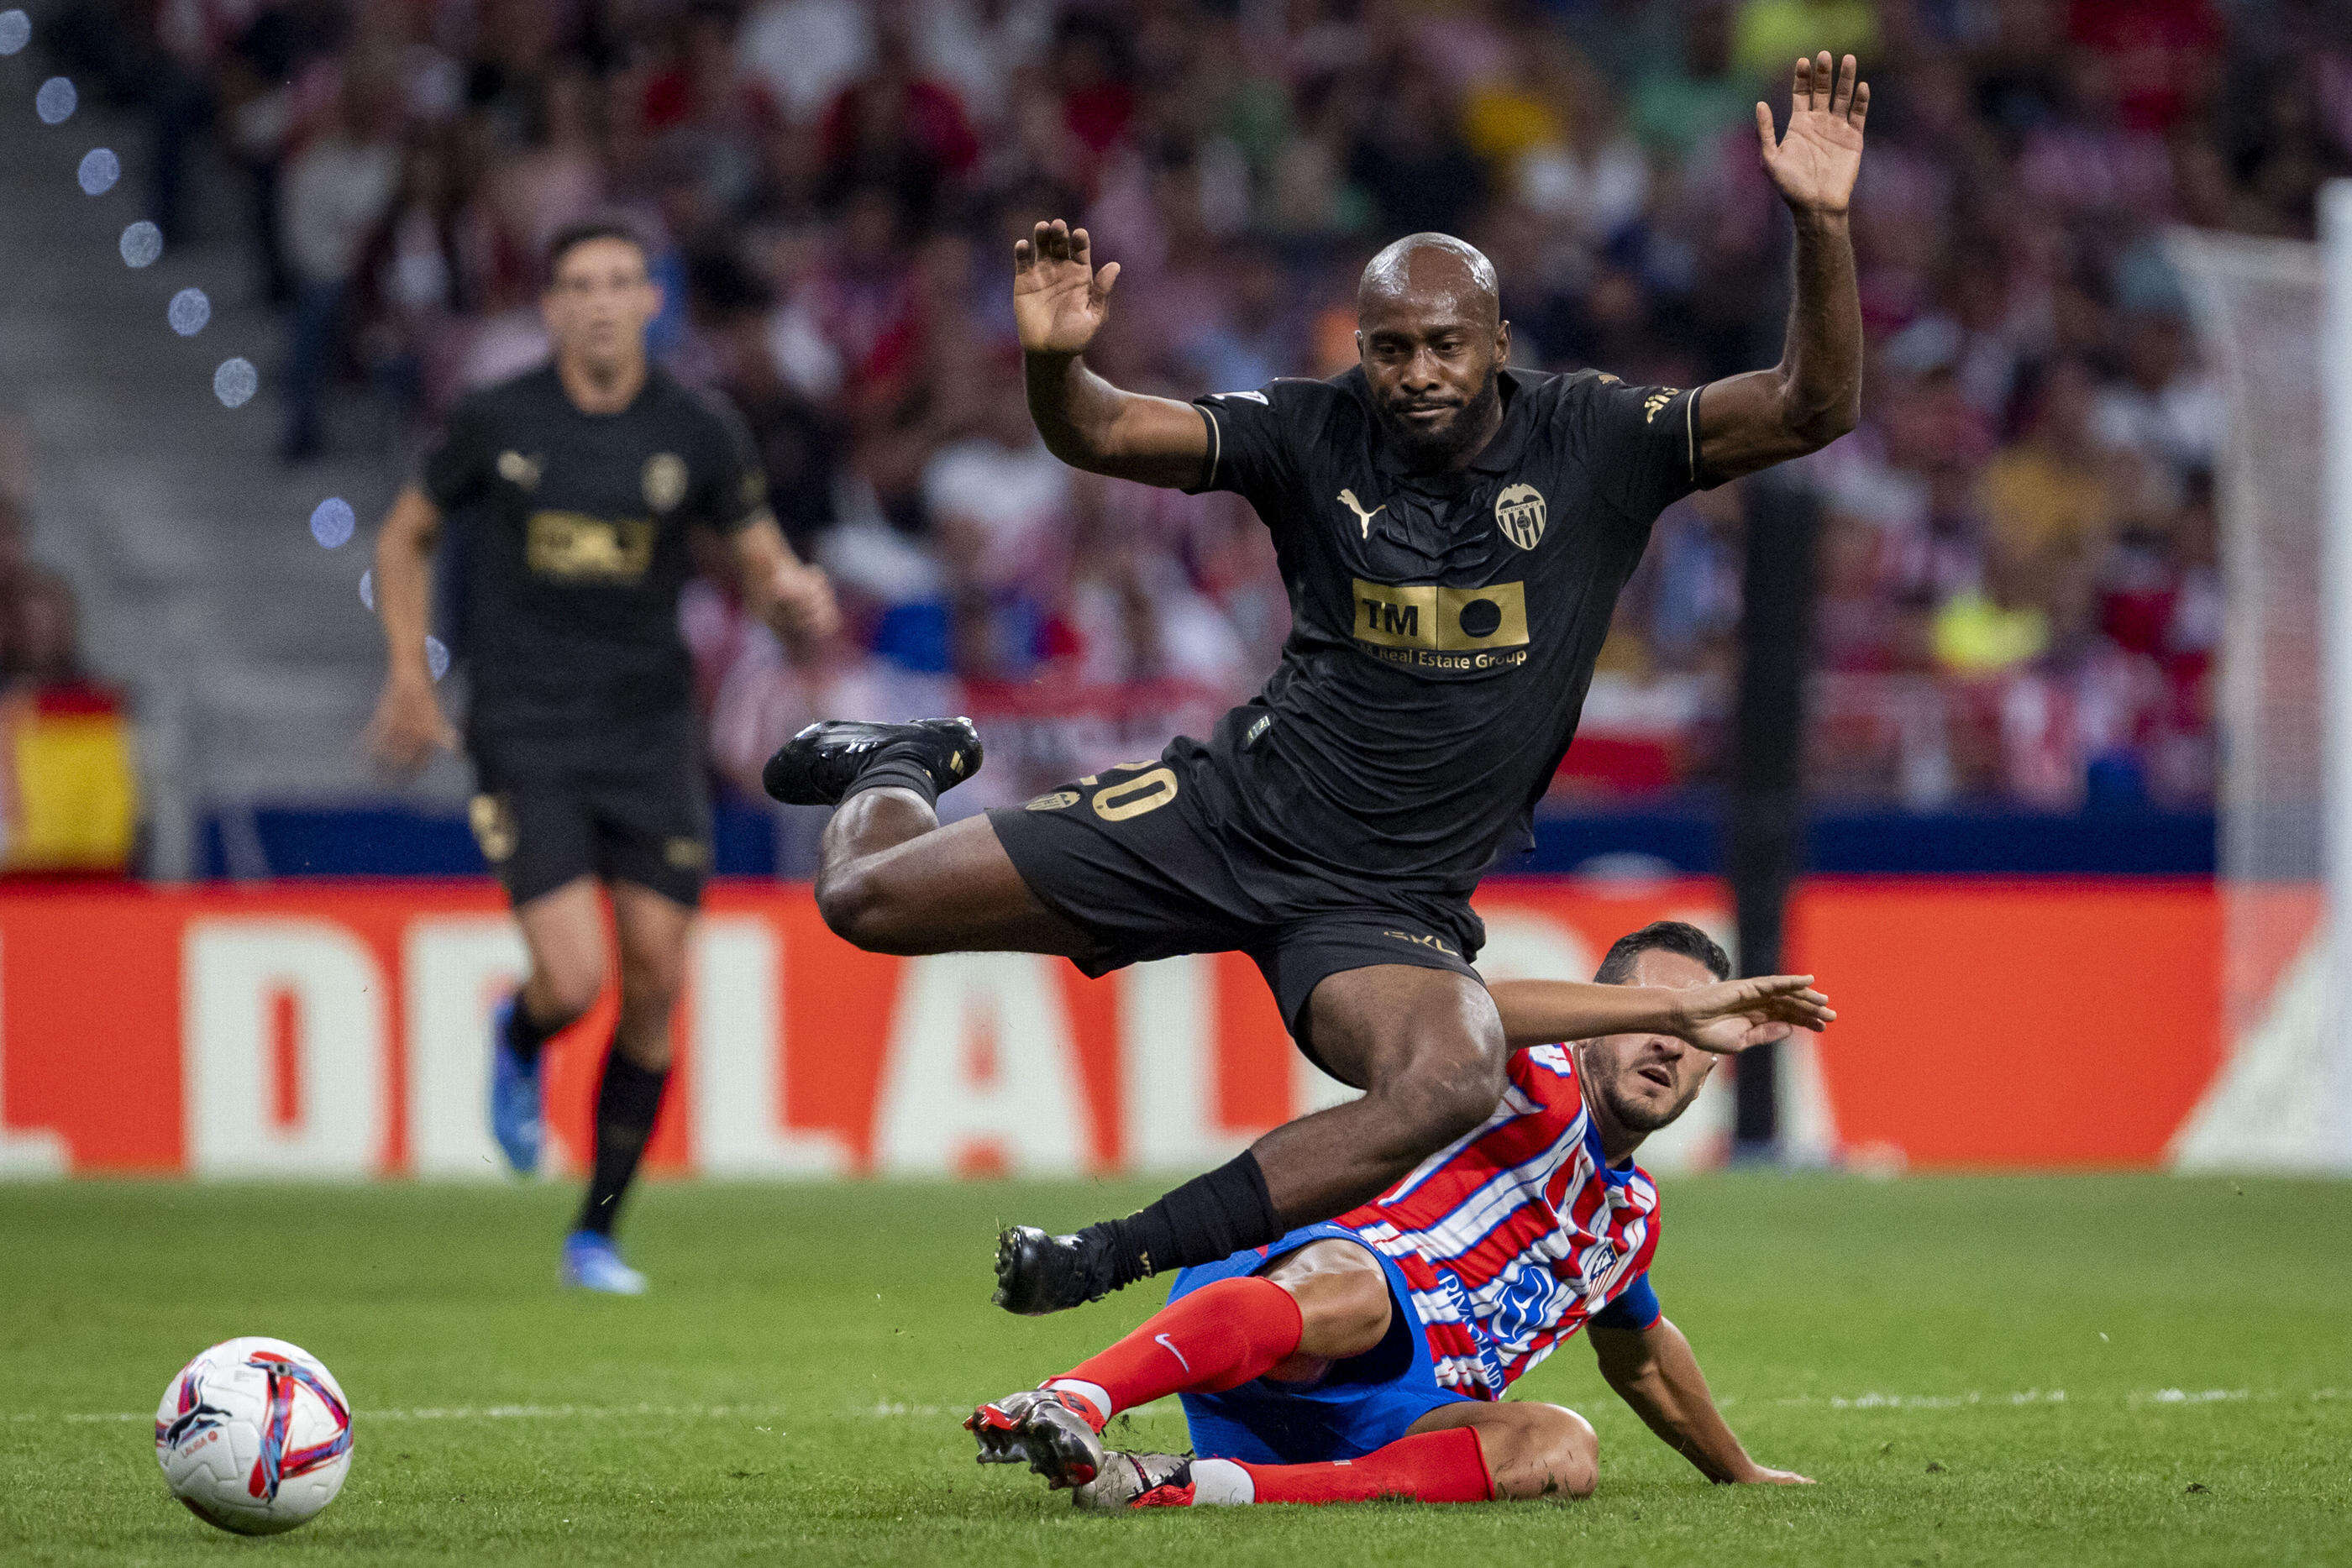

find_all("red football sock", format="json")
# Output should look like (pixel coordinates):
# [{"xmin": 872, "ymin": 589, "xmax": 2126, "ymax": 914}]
[
  {"xmin": 1231, "ymin": 1425, "xmax": 1495, "ymax": 1505},
  {"xmin": 1047, "ymin": 1277, "xmax": 1304, "ymax": 1421}
]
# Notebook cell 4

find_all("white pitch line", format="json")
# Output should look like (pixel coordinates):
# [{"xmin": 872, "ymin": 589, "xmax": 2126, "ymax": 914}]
[
  {"xmin": 1774, "ymin": 1389, "xmax": 2069, "ymax": 1410},
  {"xmin": 10, "ymin": 1390, "xmax": 2344, "ymax": 1428},
  {"xmin": 8, "ymin": 1403, "xmax": 794, "ymax": 1427},
  {"xmin": 365, "ymin": 1403, "xmax": 793, "ymax": 1424},
  {"xmin": 1767, "ymin": 1387, "xmax": 2347, "ymax": 1412}
]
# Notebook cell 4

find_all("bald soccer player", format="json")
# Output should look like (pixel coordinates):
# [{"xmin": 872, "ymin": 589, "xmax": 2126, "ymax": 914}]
[{"xmin": 764, "ymin": 55, "xmax": 1870, "ymax": 1317}]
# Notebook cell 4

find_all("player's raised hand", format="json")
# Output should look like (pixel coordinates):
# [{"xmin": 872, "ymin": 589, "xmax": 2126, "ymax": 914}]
[
  {"xmin": 1672, "ymin": 974, "xmax": 1835, "ymax": 1056},
  {"xmin": 1756, "ymin": 52, "xmax": 1868, "ymax": 217},
  {"xmin": 364, "ymin": 671, "xmax": 456, "ymax": 779},
  {"xmin": 1013, "ymin": 220, "xmax": 1121, "ymax": 357}
]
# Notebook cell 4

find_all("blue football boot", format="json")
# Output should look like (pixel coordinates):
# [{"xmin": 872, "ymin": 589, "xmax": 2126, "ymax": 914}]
[
  {"xmin": 562, "ymin": 1231, "xmax": 648, "ymax": 1295},
  {"xmin": 487, "ymin": 994, "xmax": 545, "ymax": 1176}
]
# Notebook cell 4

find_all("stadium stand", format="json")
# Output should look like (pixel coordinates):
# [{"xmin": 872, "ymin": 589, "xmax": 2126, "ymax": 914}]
[{"xmin": 14, "ymin": 0, "xmax": 2314, "ymax": 874}]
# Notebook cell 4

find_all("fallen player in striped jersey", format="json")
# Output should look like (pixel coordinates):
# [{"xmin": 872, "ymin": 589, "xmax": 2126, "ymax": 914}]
[{"xmin": 967, "ymin": 920, "xmax": 1821, "ymax": 1508}]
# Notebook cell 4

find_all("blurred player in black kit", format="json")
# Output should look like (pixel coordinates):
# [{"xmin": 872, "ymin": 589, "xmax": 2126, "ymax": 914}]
[
  {"xmin": 767, "ymin": 59, "xmax": 1867, "ymax": 1318},
  {"xmin": 367, "ymin": 220, "xmax": 838, "ymax": 1293}
]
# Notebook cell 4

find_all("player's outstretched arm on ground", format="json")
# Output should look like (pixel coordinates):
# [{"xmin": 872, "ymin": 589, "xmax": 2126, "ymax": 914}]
[
  {"xmin": 1590, "ymin": 1317, "xmax": 1814, "ymax": 1486},
  {"xmin": 362, "ymin": 483, "xmax": 457, "ymax": 779},
  {"xmin": 732, "ymin": 514, "xmax": 840, "ymax": 649},
  {"xmin": 1016, "ymin": 219, "xmax": 1212, "ymax": 490},
  {"xmin": 1692, "ymin": 51, "xmax": 1868, "ymax": 482},
  {"xmin": 1487, "ymin": 975, "xmax": 1832, "ymax": 1053}
]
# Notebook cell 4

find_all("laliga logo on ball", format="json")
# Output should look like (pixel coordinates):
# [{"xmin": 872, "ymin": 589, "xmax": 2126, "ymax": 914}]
[{"xmin": 155, "ymin": 1338, "xmax": 352, "ymax": 1535}]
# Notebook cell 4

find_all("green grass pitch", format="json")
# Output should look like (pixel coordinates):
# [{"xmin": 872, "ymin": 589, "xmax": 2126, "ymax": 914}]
[{"xmin": 3, "ymin": 1175, "xmax": 2347, "ymax": 1565}]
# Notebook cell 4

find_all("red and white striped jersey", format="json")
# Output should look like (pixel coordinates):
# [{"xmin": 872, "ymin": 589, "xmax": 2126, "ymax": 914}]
[{"xmin": 1338, "ymin": 1043, "xmax": 1662, "ymax": 1398}]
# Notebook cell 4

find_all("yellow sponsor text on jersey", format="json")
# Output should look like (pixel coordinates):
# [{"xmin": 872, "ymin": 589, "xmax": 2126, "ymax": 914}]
[
  {"xmin": 526, "ymin": 510, "xmax": 656, "ymax": 582},
  {"xmin": 1352, "ymin": 579, "xmax": 1528, "ymax": 653}
]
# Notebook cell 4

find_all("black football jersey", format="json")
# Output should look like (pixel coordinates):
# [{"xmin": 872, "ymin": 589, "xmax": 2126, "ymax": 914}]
[
  {"xmin": 1187, "ymin": 364, "xmax": 1708, "ymax": 894},
  {"xmin": 418, "ymin": 365, "xmax": 765, "ymax": 757}
]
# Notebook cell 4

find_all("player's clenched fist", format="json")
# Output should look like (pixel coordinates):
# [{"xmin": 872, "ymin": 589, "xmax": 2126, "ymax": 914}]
[
  {"xmin": 1013, "ymin": 219, "xmax": 1121, "ymax": 357},
  {"xmin": 364, "ymin": 671, "xmax": 456, "ymax": 779}
]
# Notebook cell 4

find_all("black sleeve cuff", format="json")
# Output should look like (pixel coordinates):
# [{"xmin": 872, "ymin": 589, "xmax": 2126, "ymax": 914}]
[{"xmin": 1179, "ymin": 401, "xmax": 1222, "ymax": 496}]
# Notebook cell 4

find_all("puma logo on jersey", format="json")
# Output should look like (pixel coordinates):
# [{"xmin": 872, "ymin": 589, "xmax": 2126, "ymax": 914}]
[
  {"xmin": 1337, "ymin": 488, "xmax": 1387, "ymax": 538},
  {"xmin": 1643, "ymin": 390, "xmax": 1680, "ymax": 424},
  {"xmin": 496, "ymin": 450, "xmax": 543, "ymax": 490}
]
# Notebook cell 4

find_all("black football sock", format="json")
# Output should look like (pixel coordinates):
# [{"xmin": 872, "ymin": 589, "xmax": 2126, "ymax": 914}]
[
  {"xmin": 840, "ymin": 740, "xmax": 941, "ymax": 808},
  {"xmin": 501, "ymin": 994, "xmax": 562, "ymax": 1068},
  {"xmin": 576, "ymin": 1049, "xmax": 669, "ymax": 1239},
  {"xmin": 1083, "ymin": 1151, "xmax": 1282, "ymax": 1289}
]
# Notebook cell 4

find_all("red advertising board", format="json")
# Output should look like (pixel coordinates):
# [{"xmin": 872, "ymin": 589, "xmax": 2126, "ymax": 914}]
[{"xmin": 0, "ymin": 878, "xmax": 2222, "ymax": 1177}]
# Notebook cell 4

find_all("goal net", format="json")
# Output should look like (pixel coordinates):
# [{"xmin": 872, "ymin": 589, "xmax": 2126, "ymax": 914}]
[{"xmin": 2166, "ymin": 193, "xmax": 2352, "ymax": 1171}]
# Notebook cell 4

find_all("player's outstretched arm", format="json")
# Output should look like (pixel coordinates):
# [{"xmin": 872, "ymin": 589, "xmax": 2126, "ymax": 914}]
[
  {"xmin": 1590, "ymin": 1317, "xmax": 1813, "ymax": 1485},
  {"xmin": 1693, "ymin": 52, "xmax": 1867, "ymax": 482},
  {"xmin": 362, "ymin": 483, "xmax": 456, "ymax": 779},
  {"xmin": 1016, "ymin": 219, "xmax": 1211, "ymax": 490},
  {"xmin": 1488, "ymin": 975, "xmax": 1832, "ymax": 1052}
]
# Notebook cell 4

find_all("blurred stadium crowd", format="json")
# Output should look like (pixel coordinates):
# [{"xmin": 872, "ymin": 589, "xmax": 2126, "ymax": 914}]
[
  {"xmin": 35, "ymin": 0, "xmax": 2350, "ymax": 831},
  {"xmin": 0, "ymin": 422, "xmax": 137, "ymax": 871}
]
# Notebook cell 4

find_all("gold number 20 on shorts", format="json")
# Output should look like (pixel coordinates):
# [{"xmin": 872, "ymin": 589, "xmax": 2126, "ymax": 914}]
[{"xmin": 1092, "ymin": 766, "xmax": 1179, "ymax": 822}]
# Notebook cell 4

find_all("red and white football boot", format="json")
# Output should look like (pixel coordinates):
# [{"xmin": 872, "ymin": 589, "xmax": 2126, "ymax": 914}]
[
  {"xmin": 963, "ymin": 1387, "xmax": 1107, "ymax": 1490},
  {"xmin": 1073, "ymin": 1450, "xmax": 1199, "ymax": 1510}
]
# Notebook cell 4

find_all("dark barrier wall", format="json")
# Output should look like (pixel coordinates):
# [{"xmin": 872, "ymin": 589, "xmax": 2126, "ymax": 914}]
[{"xmin": 199, "ymin": 800, "xmax": 2217, "ymax": 881}]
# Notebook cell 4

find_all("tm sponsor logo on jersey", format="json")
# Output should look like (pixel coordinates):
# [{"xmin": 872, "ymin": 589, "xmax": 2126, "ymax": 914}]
[
  {"xmin": 526, "ymin": 511, "xmax": 656, "ymax": 581},
  {"xmin": 1352, "ymin": 579, "xmax": 1530, "ymax": 671}
]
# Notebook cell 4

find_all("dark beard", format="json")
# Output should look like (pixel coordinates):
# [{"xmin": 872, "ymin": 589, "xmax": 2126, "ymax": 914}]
[
  {"xmin": 1599, "ymin": 1078, "xmax": 1683, "ymax": 1135},
  {"xmin": 1375, "ymin": 365, "xmax": 1502, "ymax": 470},
  {"xmin": 1591, "ymin": 1057, "xmax": 1707, "ymax": 1136}
]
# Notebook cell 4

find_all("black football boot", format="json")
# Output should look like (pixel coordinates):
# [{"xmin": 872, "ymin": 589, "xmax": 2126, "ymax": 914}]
[
  {"xmin": 992, "ymin": 1225, "xmax": 1124, "ymax": 1315},
  {"xmin": 760, "ymin": 717, "xmax": 984, "ymax": 807}
]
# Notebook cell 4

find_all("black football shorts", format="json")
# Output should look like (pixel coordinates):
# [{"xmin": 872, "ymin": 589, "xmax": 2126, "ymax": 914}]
[
  {"xmin": 988, "ymin": 746, "xmax": 1486, "ymax": 1061},
  {"xmin": 467, "ymin": 739, "xmax": 711, "ymax": 910}
]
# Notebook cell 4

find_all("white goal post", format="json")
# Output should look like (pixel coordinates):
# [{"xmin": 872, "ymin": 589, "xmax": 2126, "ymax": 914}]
[{"xmin": 2165, "ymin": 186, "xmax": 2352, "ymax": 1171}]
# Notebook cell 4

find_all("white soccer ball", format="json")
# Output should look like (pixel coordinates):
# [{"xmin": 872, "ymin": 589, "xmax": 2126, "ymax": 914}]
[{"xmin": 155, "ymin": 1337, "xmax": 353, "ymax": 1534}]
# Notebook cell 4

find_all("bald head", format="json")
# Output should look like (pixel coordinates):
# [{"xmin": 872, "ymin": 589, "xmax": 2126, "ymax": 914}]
[
  {"xmin": 1357, "ymin": 233, "xmax": 1500, "ymax": 328},
  {"xmin": 1354, "ymin": 233, "xmax": 1510, "ymax": 471}
]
